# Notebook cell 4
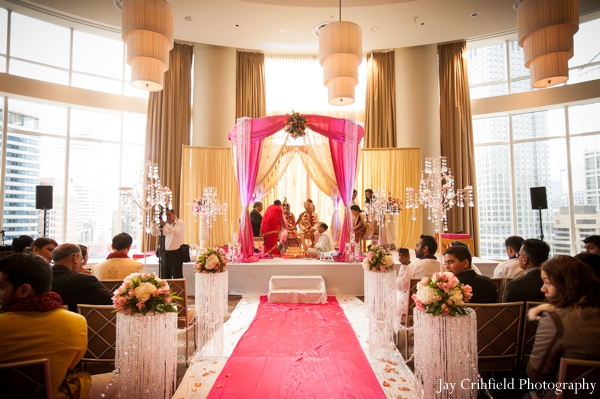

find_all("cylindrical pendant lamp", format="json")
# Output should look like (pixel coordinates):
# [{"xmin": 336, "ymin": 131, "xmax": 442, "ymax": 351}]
[{"xmin": 516, "ymin": 0, "xmax": 579, "ymax": 88}]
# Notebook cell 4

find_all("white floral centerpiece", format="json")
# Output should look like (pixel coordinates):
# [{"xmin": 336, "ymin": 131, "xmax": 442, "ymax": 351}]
[
  {"xmin": 195, "ymin": 247, "xmax": 228, "ymax": 273},
  {"xmin": 362, "ymin": 245, "xmax": 394, "ymax": 272},
  {"xmin": 112, "ymin": 272, "xmax": 180, "ymax": 315},
  {"xmin": 412, "ymin": 271, "xmax": 473, "ymax": 317}
]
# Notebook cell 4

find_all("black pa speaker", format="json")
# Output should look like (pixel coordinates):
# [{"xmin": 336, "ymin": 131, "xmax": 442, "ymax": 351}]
[
  {"xmin": 530, "ymin": 186, "xmax": 547, "ymax": 210},
  {"xmin": 36, "ymin": 186, "xmax": 53, "ymax": 210}
]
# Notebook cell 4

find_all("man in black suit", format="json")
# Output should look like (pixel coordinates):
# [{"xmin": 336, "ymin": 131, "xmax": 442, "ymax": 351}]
[
  {"xmin": 502, "ymin": 238, "xmax": 549, "ymax": 303},
  {"xmin": 444, "ymin": 245, "xmax": 497, "ymax": 303},
  {"xmin": 51, "ymin": 243, "xmax": 112, "ymax": 312},
  {"xmin": 250, "ymin": 201, "xmax": 263, "ymax": 237}
]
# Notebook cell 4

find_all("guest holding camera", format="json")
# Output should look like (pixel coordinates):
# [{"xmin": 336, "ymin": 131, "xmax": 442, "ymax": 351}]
[{"xmin": 151, "ymin": 207, "xmax": 186, "ymax": 278}]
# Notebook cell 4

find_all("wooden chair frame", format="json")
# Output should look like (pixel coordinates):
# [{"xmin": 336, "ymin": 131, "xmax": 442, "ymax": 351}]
[
  {"xmin": 165, "ymin": 278, "xmax": 197, "ymax": 364},
  {"xmin": 0, "ymin": 358, "xmax": 52, "ymax": 399},
  {"xmin": 557, "ymin": 358, "xmax": 600, "ymax": 398},
  {"xmin": 468, "ymin": 301, "xmax": 524, "ymax": 372},
  {"xmin": 77, "ymin": 304, "xmax": 117, "ymax": 371},
  {"xmin": 520, "ymin": 301, "xmax": 545, "ymax": 362}
]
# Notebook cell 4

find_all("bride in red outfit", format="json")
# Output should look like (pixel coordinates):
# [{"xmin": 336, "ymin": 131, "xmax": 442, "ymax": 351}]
[{"xmin": 260, "ymin": 200, "xmax": 285, "ymax": 257}]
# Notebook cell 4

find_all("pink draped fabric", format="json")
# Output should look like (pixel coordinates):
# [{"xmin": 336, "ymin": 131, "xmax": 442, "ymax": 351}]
[{"xmin": 229, "ymin": 115, "xmax": 363, "ymax": 263}]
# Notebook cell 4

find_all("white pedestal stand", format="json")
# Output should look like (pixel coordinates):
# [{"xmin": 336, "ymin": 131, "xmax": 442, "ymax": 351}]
[{"xmin": 195, "ymin": 270, "xmax": 228, "ymax": 359}]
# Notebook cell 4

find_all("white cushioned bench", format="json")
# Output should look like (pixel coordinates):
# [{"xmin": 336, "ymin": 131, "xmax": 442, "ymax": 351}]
[{"xmin": 267, "ymin": 275, "xmax": 327, "ymax": 304}]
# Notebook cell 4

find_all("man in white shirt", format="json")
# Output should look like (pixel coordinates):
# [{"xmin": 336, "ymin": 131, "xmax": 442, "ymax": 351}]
[
  {"xmin": 151, "ymin": 208, "xmax": 186, "ymax": 279},
  {"xmin": 92, "ymin": 232, "xmax": 144, "ymax": 280},
  {"xmin": 307, "ymin": 223, "xmax": 334, "ymax": 258},
  {"xmin": 395, "ymin": 235, "xmax": 441, "ymax": 331},
  {"xmin": 492, "ymin": 236, "xmax": 525, "ymax": 279}
]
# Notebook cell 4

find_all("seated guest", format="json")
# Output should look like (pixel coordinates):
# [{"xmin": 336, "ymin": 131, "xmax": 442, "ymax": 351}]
[
  {"xmin": 11, "ymin": 235, "xmax": 33, "ymax": 253},
  {"xmin": 0, "ymin": 253, "xmax": 118, "ymax": 399},
  {"xmin": 78, "ymin": 244, "xmax": 92, "ymax": 275},
  {"xmin": 395, "ymin": 235, "xmax": 442, "ymax": 329},
  {"xmin": 444, "ymin": 245, "xmax": 497, "ymax": 303},
  {"xmin": 30, "ymin": 237, "xmax": 58, "ymax": 264},
  {"xmin": 574, "ymin": 252, "xmax": 600, "ymax": 279},
  {"xmin": 51, "ymin": 243, "xmax": 112, "ymax": 312},
  {"xmin": 351, "ymin": 205, "xmax": 367, "ymax": 243},
  {"xmin": 92, "ymin": 233, "xmax": 144, "ymax": 279},
  {"xmin": 503, "ymin": 238, "xmax": 549, "ymax": 303},
  {"xmin": 297, "ymin": 199, "xmax": 319, "ymax": 249},
  {"xmin": 449, "ymin": 241, "xmax": 483, "ymax": 275},
  {"xmin": 493, "ymin": 236, "xmax": 525, "ymax": 278},
  {"xmin": 526, "ymin": 255, "xmax": 600, "ymax": 396},
  {"xmin": 351, "ymin": 189, "xmax": 359, "ymax": 206},
  {"xmin": 250, "ymin": 201, "xmax": 263, "ymax": 237},
  {"xmin": 307, "ymin": 223, "xmax": 334, "ymax": 258},
  {"xmin": 583, "ymin": 234, "xmax": 600, "ymax": 256}
]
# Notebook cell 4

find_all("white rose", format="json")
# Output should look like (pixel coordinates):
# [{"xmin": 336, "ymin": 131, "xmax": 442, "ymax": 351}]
[
  {"xmin": 205, "ymin": 254, "xmax": 220, "ymax": 270},
  {"xmin": 415, "ymin": 285, "xmax": 437, "ymax": 305},
  {"xmin": 135, "ymin": 282, "xmax": 157, "ymax": 303},
  {"xmin": 362, "ymin": 258, "xmax": 371, "ymax": 271},
  {"xmin": 382, "ymin": 255, "xmax": 394, "ymax": 267},
  {"xmin": 449, "ymin": 289, "xmax": 464, "ymax": 305}
]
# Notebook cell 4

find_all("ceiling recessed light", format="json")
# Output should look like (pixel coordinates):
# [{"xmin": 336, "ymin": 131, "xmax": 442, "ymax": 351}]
[
  {"xmin": 471, "ymin": 12, "xmax": 479, "ymax": 17},
  {"xmin": 185, "ymin": 16, "xmax": 193, "ymax": 21},
  {"xmin": 371, "ymin": 27, "xmax": 378, "ymax": 31},
  {"xmin": 279, "ymin": 28, "xmax": 287, "ymax": 33}
]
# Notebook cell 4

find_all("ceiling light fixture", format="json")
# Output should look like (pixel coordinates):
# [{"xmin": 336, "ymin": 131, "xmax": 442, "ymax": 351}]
[
  {"xmin": 318, "ymin": 0, "xmax": 362, "ymax": 106},
  {"xmin": 515, "ymin": 0, "xmax": 579, "ymax": 88},
  {"xmin": 121, "ymin": 0, "xmax": 174, "ymax": 92}
]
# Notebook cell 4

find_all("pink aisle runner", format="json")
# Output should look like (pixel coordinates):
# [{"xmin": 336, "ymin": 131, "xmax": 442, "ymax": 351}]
[{"xmin": 207, "ymin": 296, "xmax": 386, "ymax": 399}]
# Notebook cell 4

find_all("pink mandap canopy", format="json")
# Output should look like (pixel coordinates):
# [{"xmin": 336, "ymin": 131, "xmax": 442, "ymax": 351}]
[{"xmin": 228, "ymin": 114, "xmax": 364, "ymax": 262}]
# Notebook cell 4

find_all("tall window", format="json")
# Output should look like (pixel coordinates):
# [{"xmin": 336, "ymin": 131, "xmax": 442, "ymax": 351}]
[
  {"xmin": 467, "ymin": 18, "xmax": 600, "ymax": 258},
  {"xmin": 0, "ymin": 7, "xmax": 147, "ymax": 258}
]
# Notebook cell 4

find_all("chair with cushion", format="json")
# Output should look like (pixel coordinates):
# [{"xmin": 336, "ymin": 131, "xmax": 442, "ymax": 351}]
[
  {"xmin": 0, "ymin": 358, "xmax": 52, "ymax": 399},
  {"xmin": 489, "ymin": 277, "xmax": 503, "ymax": 303},
  {"xmin": 557, "ymin": 358, "xmax": 600, "ymax": 398},
  {"xmin": 77, "ymin": 304, "xmax": 117, "ymax": 373},
  {"xmin": 467, "ymin": 301, "xmax": 524, "ymax": 373},
  {"xmin": 520, "ymin": 301, "xmax": 545, "ymax": 362},
  {"xmin": 165, "ymin": 278, "xmax": 197, "ymax": 364}
]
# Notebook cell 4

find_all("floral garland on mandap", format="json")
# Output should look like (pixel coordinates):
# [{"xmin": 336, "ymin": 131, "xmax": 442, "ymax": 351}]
[
  {"xmin": 362, "ymin": 245, "xmax": 394, "ymax": 272},
  {"xmin": 284, "ymin": 111, "xmax": 310, "ymax": 139},
  {"xmin": 195, "ymin": 247, "xmax": 228, "ymax": 273},
  {"xmin": 412, "ymin": 272, "xmax": 473, "ymax": 316},
  {"xmin": 112, "ymin": 272, "xmax": 180, "ymax": 315}
]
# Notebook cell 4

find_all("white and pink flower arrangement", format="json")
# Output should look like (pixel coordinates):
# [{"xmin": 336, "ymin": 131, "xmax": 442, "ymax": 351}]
[
  {"xmin": 412, "ymin": 272, "xmax": 473, "ymax": 317},
  {"xmin": 362, "ymin": 245, "xmax": 395, "ymax": 272},
  {"xmin": 195, "ymin": 247, "xmax": 228, "ymax": 273},
  {"xmin": 191, "ymin": 197, "xmax": 204, "ymax": 215},
  {"xmin": 112, "ymin": 272, "xmax": 180, "ymax": 315},
  {"xmin": 284, "ymin": 111, "xmax": 309, "ymax": 139}
]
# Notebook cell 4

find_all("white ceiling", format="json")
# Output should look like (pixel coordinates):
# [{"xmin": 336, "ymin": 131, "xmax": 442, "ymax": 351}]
[{"xmin": 4, "ymin": 0, "xmax": 600, "ymax": 53}]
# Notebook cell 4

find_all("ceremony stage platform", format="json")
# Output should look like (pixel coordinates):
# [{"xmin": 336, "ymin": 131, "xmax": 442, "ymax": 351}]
[{"xmin": 132, "ymin": 252, "xmax": 498, "ymax": 297}]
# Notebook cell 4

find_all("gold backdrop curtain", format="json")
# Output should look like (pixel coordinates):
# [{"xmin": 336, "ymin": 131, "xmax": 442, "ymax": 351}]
[
  {"xmin": 364, "ymin": 52, "xmax": 397, "ymax": 149},
  {"xmin": 142, "ymin": 43, "xmax": 193, "ymax": 251},
  {"xmin": 236, "ymin": 51, "xmax": 266, "ymax": 118},
  {"xmin": 180, "ymin": 146, "xmax": 241, "ymax": 247},
  {"xmin": 438, "ymin": 41, "xmax": 479, "ymax": 255},
  {"xmin": 355, "ymin": 148, "xmax": 422, "ymax": 249}
]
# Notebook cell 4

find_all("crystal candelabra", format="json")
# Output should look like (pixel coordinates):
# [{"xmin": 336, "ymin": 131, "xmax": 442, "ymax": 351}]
[
  {"xmin": 192, "ymin": 187, "xmax": 228, "ymax": 252},
  {"xmin": 119, "ymin": 161, "xmax": 172, "ymax": 233},
  {"xmin": 405, "ymin": 157, "xmax": 474, "ymax": 235},
  {"xmin": 366, "ymin": 187, "xmax": 400, "ymax": 236}
]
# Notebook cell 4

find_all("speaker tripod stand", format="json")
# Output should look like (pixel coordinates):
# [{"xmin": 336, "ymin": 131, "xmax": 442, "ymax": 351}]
[{"xmin": 537, "ymin": 208, "xmax": 544, "ymax": 241}]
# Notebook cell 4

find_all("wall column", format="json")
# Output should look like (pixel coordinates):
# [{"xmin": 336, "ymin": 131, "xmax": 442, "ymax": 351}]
[
  {"xmin": 395, "ymin": 44, "xmax": 441, "ymax": 235},
  {"xmin": 192, "ymin": 43, "xmax": 236, "ymax": 147}
]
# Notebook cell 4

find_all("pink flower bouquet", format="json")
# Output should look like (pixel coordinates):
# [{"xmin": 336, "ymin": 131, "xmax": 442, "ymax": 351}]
[
  {"xmin": 362, "ymin": 245, "xmax": 394, "ymax": 272},
  {"xmin": 195, "ymin": 247, "xmax": 228, "ymax": 273},
  {"xmin": 412, "ymin": 271, "xmax": 473, "ymax": 316},
  {"xmin": 284, "ymin": 111, "xmax": 310, "ymax": 139},
  {"xmin": 112, "ymin": 272, "xmax": 180, "ymax": 315}
]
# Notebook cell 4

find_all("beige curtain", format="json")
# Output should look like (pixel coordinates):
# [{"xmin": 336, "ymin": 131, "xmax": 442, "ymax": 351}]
[
  {"xmin": 438, "ymin": 41, "xmax": 479, "ymax": 255},
  {"xmin": 180, "ymin": 146, "xmax": 241, "ymax": 247},
  {"xmin": 364, "ymin": 52, "xmax": 396, "ymax": 149},
  {"xmin": 355, "ymin": 148, "xmax": 422, "ymax": 249},
  {"xmin": 142, "ymin": 43, "xmax": 193, "ymax": 251},
  {"xmin": 237, "ymin": 51, "xmax": 266, "ymax": 118}
]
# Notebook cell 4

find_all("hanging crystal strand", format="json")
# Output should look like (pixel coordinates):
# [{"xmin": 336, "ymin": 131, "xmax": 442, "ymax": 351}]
[
  {"xmin": 364, "ymin": 269, "xmax": 395, "ymax": 358},
  {"xmin": 116, "ymin": 312, "xmax": 177, "ymax": 399},
  {"xmin": 195, "ymin": 270, "xmax": 228, "ymax": 359},
  {"xmin": 413, "ymin": 308, "xmax": 478, "ymax": 398}
]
